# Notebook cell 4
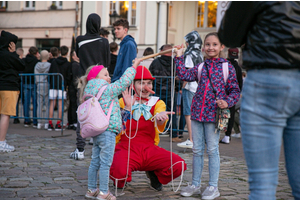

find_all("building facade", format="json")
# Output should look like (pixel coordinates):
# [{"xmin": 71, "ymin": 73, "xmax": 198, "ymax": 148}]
[{"xmin": 0, "ymin": 1, "xmax": 223, "ymax": 58}]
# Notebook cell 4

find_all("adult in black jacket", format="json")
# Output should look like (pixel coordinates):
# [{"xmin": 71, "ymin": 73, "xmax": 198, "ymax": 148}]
[
  {"xmin": 67, "ymin": 50, "xmax": 80, "ymax": 130},
  {"xmin": 71, "ymin": 13, "xmax": 110, "ymax": 160},
  {"xmin": 0, "ymin": 30, "xmax": 25, "ymax": 152},
  {"xmin": 23, "ymin": 46, "xmax": 40, "ymax": 127},
  {"xmin": 220, "ymin": 48, "xmax": 243, "ymax": 144},
  {"xmin": 48, "ymin": 46, "xmax": 70, "ymax": 131},
  {"xmin": 218, "ymin": 2, "xmax": 300, "ymax": 199},
  {"xmin": 149, "ymin": 44, "xmax": 182, "ymax": 142}
]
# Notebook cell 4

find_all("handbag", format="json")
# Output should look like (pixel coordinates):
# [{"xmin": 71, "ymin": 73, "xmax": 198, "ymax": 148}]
[{"xmin": 205, "ymin": 63, "xmax": 230, "ymax": 132}]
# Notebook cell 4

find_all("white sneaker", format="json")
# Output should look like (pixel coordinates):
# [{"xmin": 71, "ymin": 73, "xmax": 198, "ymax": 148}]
[
  {"xmin": 180, "ymin": 185, "xmax": 201, "ymax": 197},
  {"xmin": 37, "ymin": 123, "xmax": 42, "ymax": 129},
  {"xmin": 177, "ymin": 139, "xmax": 193, "ymax": 149},
  {"xmin": 231, "ymin": 133, "xmax": 241, "ymax": 138},
  {"xmin": 70, "ymin": 148, "xmax": 84, "ymax": 160},
  {"xmin": 202, "ymin": 186, "xmax": 220, "ymax": 199},
  {"xmin": 0, "ymin": 140, "xmax": 15, "ymax": 152},
  {"xmin": 44, "ymin": 124, "xmax": 49, "ymax": 130}
]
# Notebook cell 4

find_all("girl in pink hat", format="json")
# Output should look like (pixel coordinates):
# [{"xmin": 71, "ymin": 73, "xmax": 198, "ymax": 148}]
[{"xmin": 79, "ymin": 59, "xmax": 140, "ymax": 200}]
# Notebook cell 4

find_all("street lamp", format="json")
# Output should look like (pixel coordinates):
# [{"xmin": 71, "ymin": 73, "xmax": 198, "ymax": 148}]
[{"xmin": 109, "ymin": 11, "xmax": 120, "ymax": 42}]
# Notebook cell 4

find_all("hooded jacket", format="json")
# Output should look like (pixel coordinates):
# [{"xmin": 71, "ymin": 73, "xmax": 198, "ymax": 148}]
[
  {"xmin": 23, "ymin": 54, "xmax": 39, "ymax": 84},
  {"xmin": 34, "ymin": 62, "xmax": 51, "ymax": 84},
  {"xmin": 111, "ymin": 35, "xmax": 137, "ymax": 82},
  {"xmin": 0, "ymin": 30, "xmax": 25, "ymax": 91},
  {"xmin": 75, "ymin": 13, "xmax": 110, "ymax": 75},
  {"xmin": 218, "ymin": 2, "xmax": 300, "ymax": 70},
  {"xmin": 149, "ymin": 55, "xmax": 179, "ymax": 93},
  {"xmin": 48, "ymin": 56, "xmax": 70, "ymax": 90}
]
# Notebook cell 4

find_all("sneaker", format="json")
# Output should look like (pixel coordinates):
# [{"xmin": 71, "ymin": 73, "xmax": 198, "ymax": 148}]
[
  {"xmin": 70, "ymin": 148, "xmax": 84, "ymax": 160},
  {"xmin": 219, "ymin": 136, "xmax": 230, "ymax": 144},
  {"xmin": 47, "ymin": 123, "xmax": 54, "ymax": 131},
  {"xmin": 177, "ymin": 139, "xmax": 193, "ymax": 149},
  {"xmin": 32, "ymin": 124, "xmax": 37, "ymax": 128},
  {"xmin": 44, "ymin": 124, "xmax": 49, "ymax": 130},
  {"xmin": 172, "ymin": 137, "xmax": 182, "ymax": 143},
  {"xmin": 85, "ymin": 188, "xmax": 100, "ymax": 199},
  {"xmin": 180, "ymin": 184, "xmax": 201, "ymax": 197},
  {"xmin": 96, "ymin": 190, "xmax": 116, "ymax": 200},
  {"xmin": 37, "ymin": 123, "xmax": 42, "ymax": 129},
  {"xmin": 159, "ymin": 131, "xmax": 170, "ymax": 137},
  {"xmin": 55, "ymin": 123, "xmax": 64, "ymax": 131},
  {"xmin": 0, "ymin": 140, "xmax": 15, "ymax": 152},
  {"xmin": 231, "ymin": 133, "xmax": 241, "ymax": 138},
  {"xmin": 202, "ymin": 186, "xmax": 220, "ymax": 199},
  {"xmin": 146, "ymin": 171, "xmax": 162, "ymax": 191},
  {"xmin": 178, "ymin": 134, "xmax": 183, "ymax": 139},
  {"xmin": 24, "ymin": 121, "xmax": 31, "ymax": 127},
  {"xmin": 89, "ymin": 138, "xmax": 93, "ymax": 145},
  {"xmin": 13, "ymin": 118, "xmax": 20, "ymax": 124}
]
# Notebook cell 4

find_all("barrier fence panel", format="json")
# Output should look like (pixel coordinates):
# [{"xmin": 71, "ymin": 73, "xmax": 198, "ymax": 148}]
[
  {"xmin": 13, "ymin": 73, "xmax": 71, "ymax": 137},
  {"xmin": 153, "ymin": 76, "xmax": 187, "ymax": 134}
]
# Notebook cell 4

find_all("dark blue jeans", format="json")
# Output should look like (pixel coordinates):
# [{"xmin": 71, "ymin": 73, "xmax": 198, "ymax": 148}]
[{"xmin": 23, "ymin": 84, "xmax": 37, "ymax": 124}]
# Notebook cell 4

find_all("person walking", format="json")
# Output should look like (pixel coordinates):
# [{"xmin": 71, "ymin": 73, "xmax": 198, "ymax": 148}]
[{"xmin": 218, "ymin": 2, "xmax": 300, "ymax": 199}]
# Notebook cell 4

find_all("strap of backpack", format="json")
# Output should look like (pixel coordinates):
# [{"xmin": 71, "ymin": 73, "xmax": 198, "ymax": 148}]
[
  {"xmin": 95, "ymin": 85, "xmax": 114, "ymax": 120},
  {"xmin": 197, "ymin": 62, "xmax": 229, "ymax": 83},
  {"xmin": 96, "ymin": 85, "xmax": 108, "ymax": 99}
]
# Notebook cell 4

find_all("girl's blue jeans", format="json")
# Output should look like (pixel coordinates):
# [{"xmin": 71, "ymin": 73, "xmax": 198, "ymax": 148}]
[
  {"xmin": 241, "ymin": 69, "xmax": 300, "ymax": 200},
  {"xmin": 88, "ymin": 131, "xmax": 116, "ymax": 193},
  {"xmin": 191, "ymin": 121, "xmax": 220, "ymax": 187}
]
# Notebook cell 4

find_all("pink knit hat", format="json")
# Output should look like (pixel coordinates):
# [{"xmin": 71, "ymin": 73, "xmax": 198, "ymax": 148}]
[{"xmin": 87, "ymin": 65, "xmax": 104, "ymax": 81}]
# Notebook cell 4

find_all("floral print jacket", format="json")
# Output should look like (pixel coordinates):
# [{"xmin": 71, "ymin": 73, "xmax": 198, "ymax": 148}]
[{"xmin": 175, "ymin": 55, "xmax": 240, "ymax": 122}]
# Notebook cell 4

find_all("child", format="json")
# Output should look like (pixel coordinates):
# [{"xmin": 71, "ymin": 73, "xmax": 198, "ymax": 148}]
[
  {"xmin": 48, "ymin": 45, "xmax": 70, "ymax": 131},
  {"xmin": 34, "ymin": 50, "xmax": 51, "ymax": 129},
  {"xmin": 83, "ymin": 59, "xmax": 140, "ymax": 200},
  {"xmin": 174, "ymin": 32, "xmax": 240, "ymax": 199}
]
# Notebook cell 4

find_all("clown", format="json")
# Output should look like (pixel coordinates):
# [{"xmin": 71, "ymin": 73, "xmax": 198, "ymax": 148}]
[{"xmin": 110, "ymin": 65, "xmax": 187, "ymax": 191}]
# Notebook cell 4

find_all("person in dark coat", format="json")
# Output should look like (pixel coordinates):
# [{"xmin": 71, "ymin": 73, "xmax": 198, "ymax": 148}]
[
  {"xmin": 108, "ymin": 42, "xmax": 118, "ymax": 77},
  {"xmin": 0, "ymin": 30, "xmax": 25, "ymax": 152},
  {"xmin": 47, "ymin": 45, "xmax": 70, "ymax": 131},
  {"xmin": 23, "ymin": 46, "xmax": 40, "ymax": 127},
  {"xmin": 219, "ymin": 48, "xmax": 243, "ymax": 144},
  {"xmin": 71, "ymin": 13, "xmax": 110, "ymax": 160},
  {"xmin": 218, "ymin": 2, "xmax": 300, "ymax": 199}
]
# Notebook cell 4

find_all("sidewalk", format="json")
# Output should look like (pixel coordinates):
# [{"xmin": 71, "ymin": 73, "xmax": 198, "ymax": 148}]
[{"xmin": 0, "ymin": 119, "xmax": 293, "ymax": 200}]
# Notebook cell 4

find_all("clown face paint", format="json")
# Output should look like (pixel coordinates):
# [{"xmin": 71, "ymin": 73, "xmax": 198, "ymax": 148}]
[{"xmin": 134, "ymin": 80, "xmax": 153, "ymax": 99}]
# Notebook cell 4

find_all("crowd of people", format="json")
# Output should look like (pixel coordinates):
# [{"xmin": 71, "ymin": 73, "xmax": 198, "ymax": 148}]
[{"xmin": 1, "ymin": 2, "xmax": 300, "ymax": 200}]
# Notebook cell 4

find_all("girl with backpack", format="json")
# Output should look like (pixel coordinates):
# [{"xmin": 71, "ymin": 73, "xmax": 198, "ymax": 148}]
[
  {"xmin": 174, "ymin": 32, "xmax": 240, "ymax": 199},
  {"xmin": 80, "ymin": 59, "xmax": 140, "ymax": 200}
]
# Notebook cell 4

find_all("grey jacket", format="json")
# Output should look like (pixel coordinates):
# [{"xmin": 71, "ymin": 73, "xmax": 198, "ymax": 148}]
[{"xmin": 34, "ymin": 62, "xmax": 51, "ymax": 84}]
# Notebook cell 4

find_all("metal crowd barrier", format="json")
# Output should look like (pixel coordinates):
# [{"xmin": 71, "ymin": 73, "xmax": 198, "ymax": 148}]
[{"xmin": 12, "ymin": 73, "xmax": 71, "ymax": 137}]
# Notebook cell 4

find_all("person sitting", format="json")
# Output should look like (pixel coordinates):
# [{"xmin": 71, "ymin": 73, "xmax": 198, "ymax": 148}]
[{"xmin": 110, "ymin": 65, "xmax": 187, "ymax": 191}]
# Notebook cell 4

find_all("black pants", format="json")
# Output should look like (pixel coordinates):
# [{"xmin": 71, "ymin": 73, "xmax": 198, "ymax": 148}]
[
  {"xmin": 225, "ymin": 105, "xmax": 236, "ymax": 137},
  {"xmin": 67, "ymin": 89, "xmax": 78, "ymax": 125},
  {"xmin": 75, "ymin": 90, "xmax": 86, "ymax": 150}
]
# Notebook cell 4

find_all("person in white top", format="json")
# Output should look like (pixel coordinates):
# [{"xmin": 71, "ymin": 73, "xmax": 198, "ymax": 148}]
[
  {"xmin": 141, "ymin": 47, "xmax": 154, "ymax": 69},
  {"xmin": 177, "ymin": 31, "xmax": 203, "ymax": 149}
]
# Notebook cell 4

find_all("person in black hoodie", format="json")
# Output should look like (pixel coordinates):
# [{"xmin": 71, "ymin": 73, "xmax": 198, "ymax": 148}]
[
  {"xmin": 48, "ymin": 45, "xmax": 70, "ymax": 131},
  {"xmin": 23, "ymin": 46, "xmax": 40, "ymax": 127},
  {"xmin": 70, "ymin": 13, "xmax": 110, "ymax": 160},
  {"xmin": 67, "ymin": 50, "xmax": 80, "ymax": 130},
  {"xmin": 149, "ymin": 44, "xmax": 182, "ymax": 142},
  {"xmin": 219, "ymin": 48, "xmax": 243, "ymax": 144},
  {"xmin": 0, "ymin": 30, "xmax": 25, "ymax": 152}
]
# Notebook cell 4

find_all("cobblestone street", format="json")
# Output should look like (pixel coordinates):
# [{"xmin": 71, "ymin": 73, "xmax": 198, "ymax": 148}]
[{"xmin": 0, "ymin": 120, "xmax": 293, "ymax": 200}]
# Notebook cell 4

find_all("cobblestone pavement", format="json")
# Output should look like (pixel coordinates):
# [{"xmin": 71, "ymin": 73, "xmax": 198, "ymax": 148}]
[{"xmin": 0, "ymin": 121, "xmax": 294, "ymax": 200}]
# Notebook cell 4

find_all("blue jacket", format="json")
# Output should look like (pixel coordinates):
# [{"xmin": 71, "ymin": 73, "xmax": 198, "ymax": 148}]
[{"xmin": 112, "ymin": 35, "xmax": 137, "ymax": 82}]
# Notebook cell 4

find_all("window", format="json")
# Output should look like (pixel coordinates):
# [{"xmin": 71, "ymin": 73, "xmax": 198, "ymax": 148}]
[
  {"xmin": 51, "ymin": 1, "xmax": 62, "ymax": 9},
  {"xmin": 197, "ymin": 1, "xmax": 217, "ymax": 28},
  {"xmin": 109, "ymin": 1, "xmax": 136, "ymax": 26},
  {"xmin": 0, "ymin": 1, "xmax": 7, "ymax": 10},
  {"xmin": 24, "ymin": 1, "xmax": 35, "ymax": 10},
  {"xmin": 36, "ymin": 39, "xmax": 60, "ymax": 52},
  {"xmin": 16, "ymin": 39, "xmax": 23, "ymax": 49}
]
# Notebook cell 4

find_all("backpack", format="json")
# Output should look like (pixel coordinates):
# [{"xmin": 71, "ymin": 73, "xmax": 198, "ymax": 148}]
[
  {"xmin": 197, "ymin": 62, "xmax": 228, "ymax": 83},
  {"xmin": 77, "ymin": 85, "xmax": 114, "ymax": 138}
]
